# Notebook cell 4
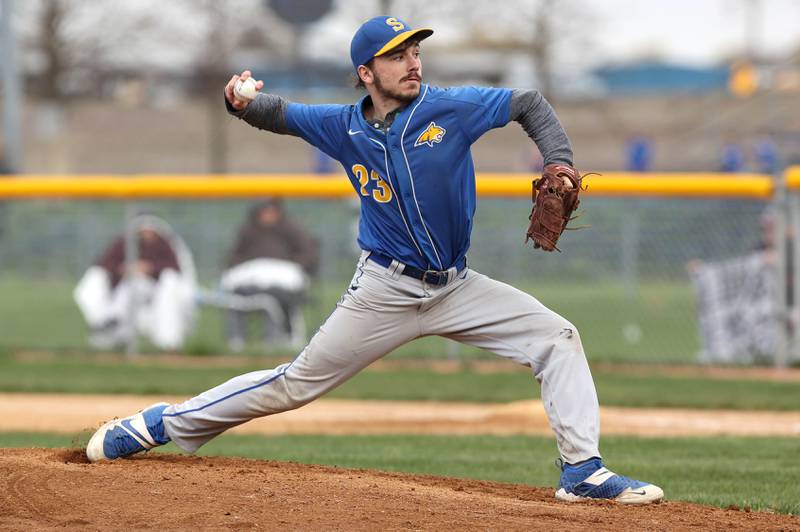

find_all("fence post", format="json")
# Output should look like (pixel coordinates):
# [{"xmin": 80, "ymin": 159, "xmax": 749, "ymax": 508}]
[
  {"xmin": 789, "ymin": 172, "xmax": 800, "ymax": 365},
  {"xmin": 124, "ymin": 203, "xmax": 140, "ymax": 357},
  {"xmin": 1, "ymin": 0, "xmax": 23, "ymax": 172},
  {"xmin": 774, "ymin": 173, "xmax": 789, "ymax": 369}
]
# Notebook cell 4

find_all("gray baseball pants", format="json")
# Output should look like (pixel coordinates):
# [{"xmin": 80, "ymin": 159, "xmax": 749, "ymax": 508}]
[{"xmin": 163, "ymin": 252, "xmax": 601, "ymax": 464}]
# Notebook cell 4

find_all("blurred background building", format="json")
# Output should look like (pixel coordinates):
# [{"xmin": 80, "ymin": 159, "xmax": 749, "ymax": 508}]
[{"xmin": 1, "ymin": 0, "xmax": 799, "ymax": 174}]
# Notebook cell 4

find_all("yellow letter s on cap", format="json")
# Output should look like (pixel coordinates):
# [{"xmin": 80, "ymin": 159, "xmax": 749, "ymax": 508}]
[{"xmin": 385, "ymin": 18, "xmax": 405, "ymax": 32}]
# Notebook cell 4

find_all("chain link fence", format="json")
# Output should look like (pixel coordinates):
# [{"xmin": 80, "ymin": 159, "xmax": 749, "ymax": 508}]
[{"xmin": 2, "ymin": 184, "xmax": 789, "ymax": 365}]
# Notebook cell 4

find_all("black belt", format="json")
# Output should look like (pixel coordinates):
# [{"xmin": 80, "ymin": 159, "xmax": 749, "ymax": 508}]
[{"xmin": 367, "ymin": 252, "xmax": 466, "ymax": 286}]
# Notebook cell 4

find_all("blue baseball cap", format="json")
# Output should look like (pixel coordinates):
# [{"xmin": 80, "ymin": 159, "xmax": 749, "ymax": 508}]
[{"xmin": 350, "ymin": 16, "xmax": 433, "ymax": 70}]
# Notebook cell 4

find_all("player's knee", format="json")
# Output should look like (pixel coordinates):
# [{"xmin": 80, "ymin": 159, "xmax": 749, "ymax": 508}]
[
  {"xmin": 542, "ymin": 314, "xmax": 580, "ymax": 341},
  {"xmin": 558, "ymin": 321, "xmax": 580, "ymax": 341},
  {"xmin": 538, "ymin": 318, "xmax": 584, "ymax": 359},
  {"xmin": 557, "ymin": 319, "xmax": 583, "ymax": 344}
]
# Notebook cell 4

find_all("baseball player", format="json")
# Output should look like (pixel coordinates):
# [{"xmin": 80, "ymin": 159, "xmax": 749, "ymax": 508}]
[{"xmin": 87, "ymin": 16, "xmax": 663, "ymax": 504}]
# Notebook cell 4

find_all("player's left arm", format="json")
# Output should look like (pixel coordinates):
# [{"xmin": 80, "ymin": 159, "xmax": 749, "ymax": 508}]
[
  {"xmin": 508, "ymin": 89, "xmax": 573, "ymax": 167},
  {"xmin": 461, "ymin": 86, "xmax": 581, "ymax": 250},
  {"xmin": 456, "ymin": 86, "xmax": 573, "ymax": 167}
]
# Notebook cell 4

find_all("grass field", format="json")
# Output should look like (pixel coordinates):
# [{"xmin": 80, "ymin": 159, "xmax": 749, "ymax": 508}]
[
  {"xmin": 0, "ymin": 275, "xmax": 700, "ymax": 363},
  {"xmin": 1, "ymin": 352, "xmax": 800, "ymax": 409},
  {"xmin": 2, "ymin": 431, "xmax": 797, "ymax": 515}
]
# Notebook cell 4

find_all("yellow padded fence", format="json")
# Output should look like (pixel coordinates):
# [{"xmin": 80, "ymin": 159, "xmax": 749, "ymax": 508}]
[{"xmin": 0, "ymin": 168, "xmax": 797, "ymax": 199}]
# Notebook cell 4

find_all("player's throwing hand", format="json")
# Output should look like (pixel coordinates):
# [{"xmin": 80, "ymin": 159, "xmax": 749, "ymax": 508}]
[{"xmin": 224, "ymin": 70, "xmax": 264, "ymax": 110}]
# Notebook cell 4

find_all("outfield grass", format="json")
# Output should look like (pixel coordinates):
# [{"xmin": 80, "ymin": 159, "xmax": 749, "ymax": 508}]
[
  {"xmin": 1, "ymin": 352, "xmax": 799, "ymax": 410},
  {"xmin": 0, "ymin": 275, "xmax": 701, "ymax": 363},
  {"xmin": 3, "ymin": 431, "xmax": 797, "ymax": 515}
]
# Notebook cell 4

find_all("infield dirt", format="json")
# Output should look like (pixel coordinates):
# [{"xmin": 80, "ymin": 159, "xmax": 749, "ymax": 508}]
[{"xmin": 1, "ymin": 448, "xmax": 798, "ymax": 531}]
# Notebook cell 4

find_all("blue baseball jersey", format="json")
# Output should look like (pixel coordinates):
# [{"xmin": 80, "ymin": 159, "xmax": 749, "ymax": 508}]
[{"xmin": 285, "ymin": 84, "xmax": 512, "ymax": 271}]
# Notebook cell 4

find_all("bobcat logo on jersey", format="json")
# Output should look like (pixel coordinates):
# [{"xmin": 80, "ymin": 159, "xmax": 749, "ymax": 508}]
[{"xmin": 414, "ymin": 122, "xmax": 447, "ymax": 148}]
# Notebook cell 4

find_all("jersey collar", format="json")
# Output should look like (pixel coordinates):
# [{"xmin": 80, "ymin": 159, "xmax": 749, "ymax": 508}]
[{"xmin": 352, "ymin": 85, "xmax": 428, "ymax": 138}]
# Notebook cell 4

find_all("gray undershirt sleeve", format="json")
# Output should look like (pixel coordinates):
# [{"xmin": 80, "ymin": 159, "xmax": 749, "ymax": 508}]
[
  {"xmin": 509, "ymin": 89, "xmax": 573, "ymax": 166},
  {"xmin": 225, "ymin": 92, "xmax": 294, "ymax": 136}
]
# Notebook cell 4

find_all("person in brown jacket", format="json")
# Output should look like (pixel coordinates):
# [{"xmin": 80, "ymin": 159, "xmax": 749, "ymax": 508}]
[
  {"xmin": 221, "ymin": 199, "xmax": 319, "ymax": 351},
  {"xmin": 74, "ymin": 220, "xmax": 196, "ymax": 351},
  {"xmin": 97, "ymin": 229, "xmax": 181, "ymax": 290}
]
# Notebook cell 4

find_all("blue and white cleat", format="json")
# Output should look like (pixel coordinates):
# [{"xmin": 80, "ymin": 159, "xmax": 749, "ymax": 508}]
[
  {"xmin": 86, "ymin": 402, "xmax": 171, "ymax": 462},
  {"xmin": 555, "ymin": 457, "xmax": 664, "ymax": 504}
]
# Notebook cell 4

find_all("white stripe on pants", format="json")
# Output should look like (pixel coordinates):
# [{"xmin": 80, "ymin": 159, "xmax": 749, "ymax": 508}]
[{"xmin": 163, "ymin": 255, "xmax": 600, "ymax": 463}]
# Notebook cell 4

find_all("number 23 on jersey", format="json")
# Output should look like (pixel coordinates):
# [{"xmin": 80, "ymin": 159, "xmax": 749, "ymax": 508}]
[{"xmin": 352, "ymin": 164, "xmax": 392, "ymax": 203}]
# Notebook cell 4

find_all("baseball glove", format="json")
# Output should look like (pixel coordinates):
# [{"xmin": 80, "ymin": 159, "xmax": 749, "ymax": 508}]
[{"xmin": 525, "ymin": 163, "xmax": 584, "ymax": 252}]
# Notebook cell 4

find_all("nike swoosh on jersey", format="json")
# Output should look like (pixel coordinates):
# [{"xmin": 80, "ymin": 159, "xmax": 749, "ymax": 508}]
[{"xmin": 348, "ymin": 129, "xmax": 362, "ymax": 136}]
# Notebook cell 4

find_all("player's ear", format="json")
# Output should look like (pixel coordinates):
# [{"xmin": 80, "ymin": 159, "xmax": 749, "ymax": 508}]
[{"xmin": 357, "ymin": 64, "xmax": 373, "ymax": 86}]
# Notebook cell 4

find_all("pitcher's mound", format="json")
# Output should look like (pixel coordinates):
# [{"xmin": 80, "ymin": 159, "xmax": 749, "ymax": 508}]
[{"xmin": 0, "ymin": 448, "xmax": 795, "ymax": 531}]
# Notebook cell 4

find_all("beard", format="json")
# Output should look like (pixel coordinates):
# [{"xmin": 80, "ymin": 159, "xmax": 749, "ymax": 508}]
[{"xmin": 373, "ymin": 72, "xmax": 421, "ymax": 103}]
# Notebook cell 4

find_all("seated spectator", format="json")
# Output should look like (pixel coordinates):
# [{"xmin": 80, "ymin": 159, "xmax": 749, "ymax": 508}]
[
  {"xmin": 73, "ymin": 218, "xmax": 195, "ymax": 350},
  {"xmin": 221, "ymin": 199, "xmax": 319, "ymax": 351}
]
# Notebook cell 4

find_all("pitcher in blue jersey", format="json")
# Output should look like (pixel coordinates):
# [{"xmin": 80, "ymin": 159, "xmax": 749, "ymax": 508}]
[{"xmin": 87, "ymin": 16, "xmax": 663, "ymax": 505}]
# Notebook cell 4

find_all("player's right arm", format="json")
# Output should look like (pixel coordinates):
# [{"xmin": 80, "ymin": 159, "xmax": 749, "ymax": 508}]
[
  {"xmin": 223, "ymin": 69, "xmax": 347, "ymax": 158},
  {"xmin": 224, "ymin": 70, "xmax": 292, "ymax": 134}
]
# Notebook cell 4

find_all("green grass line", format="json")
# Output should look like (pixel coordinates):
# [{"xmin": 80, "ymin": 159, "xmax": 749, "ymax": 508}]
[
  {"xmin": 1, "ymin": 353, "xmax": 800, "ymax": 410},
  {"xmin": 3, "ymin": 432, "xmax": 798, "ymax": 515}
]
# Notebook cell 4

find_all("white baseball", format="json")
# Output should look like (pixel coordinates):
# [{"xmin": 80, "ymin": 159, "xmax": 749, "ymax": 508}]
[{"xmin": 234, "ymin": 77, "xmax": 259, "ymax": 101}]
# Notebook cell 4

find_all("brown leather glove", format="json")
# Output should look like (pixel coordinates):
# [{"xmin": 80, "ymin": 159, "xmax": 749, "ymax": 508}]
[{"xmin": 525, "ymin": 164, "xmax": 583, "ymax": 252}]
